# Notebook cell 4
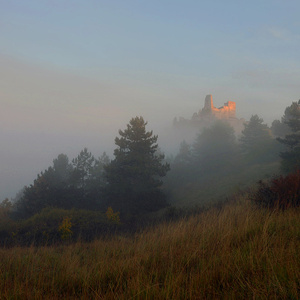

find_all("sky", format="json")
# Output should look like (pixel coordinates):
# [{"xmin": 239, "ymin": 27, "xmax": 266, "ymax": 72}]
[{"xmin": 1, "ymin": 0, "xmax": 300, "ymax": 200}]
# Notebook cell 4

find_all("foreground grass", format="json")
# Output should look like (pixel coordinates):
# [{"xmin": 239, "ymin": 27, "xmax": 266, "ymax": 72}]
[{"xmin": 0, "ymin": 199, "xmax": 299, "ymax": 299}]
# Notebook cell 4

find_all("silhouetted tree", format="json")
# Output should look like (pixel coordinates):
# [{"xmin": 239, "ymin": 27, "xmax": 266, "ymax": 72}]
[
  {"xmin": 174, "ymin": 140, "xmax": 192, "ymax": 166},
  {"xmin": 105, "ymin": 116, "xmax": 170, "ymax": 216},
  {"xmin": 0, "ymin": 198, "xmax": 12, "ymax": 217},
  {"xmin": 271, "ymin": 119, "xmax": 289, "ymax": 138},
  {"xmin": 91, "ymin": 152, "xmax": 110, "ymax": 187},
  {"xmin": 15, "ymin": 154, "xmax": 74, "ymax": 217},
  {"xmin": 239, "ymin": 115, "xmax": 275, "ymax": 162},
  {"xmin": 86, "ymin": 152, "xmax": 110, "ymax": 209},
  {"xmin": 15, "ymin": 150, "xmax": 109, "ymax": 217},
  {"xmin": 277, "ymin": 101, "xmax": 300, "ymax": 172},
  {"xmin": 52, "ymin": 154, "xmax": 72, "ymax": 185},
  {"xmin": 166, "ymin": 140, "xmax": 193, "ymax": 188},
  {"xmin": 16, "ymin": 167, "xmax": 56, "ymax": 217},
  {"xmin": 193, "ymin": 120, "xmax": 238, "ymax": 172},
  {"xmin": 71, "ymin": 148, "xmax": 95, "ymax": 189}
]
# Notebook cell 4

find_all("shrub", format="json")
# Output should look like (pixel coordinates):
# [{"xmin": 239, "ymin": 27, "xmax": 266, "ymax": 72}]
[
  {"xmin": 58, "ymin": 216, "xmax": 73, "ymax": 240},
  {"xmin": 252, "ymin": 170, "xmax": 300, "ymax": 209},
  {"xmin": 106, "ymin": 207, "xmax": 120, "ymax": 223},
  {"xmin": 0, "ymin": 208, "xmax": 123, "ymax": 247}
]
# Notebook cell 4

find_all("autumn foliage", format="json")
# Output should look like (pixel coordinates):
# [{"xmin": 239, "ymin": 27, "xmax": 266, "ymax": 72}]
[{"xmin": 252, "ymin": 170, "xmax": 300, "ymax": 209}]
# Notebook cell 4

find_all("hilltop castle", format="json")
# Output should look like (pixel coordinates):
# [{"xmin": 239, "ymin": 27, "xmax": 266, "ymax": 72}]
[
  {"xmin": 173, "ymin": 95, "xmax": 245, "ymax": 135},
  {"xmin": 193, "ymin": 95, "xmax": 236, "ymax": 120}
]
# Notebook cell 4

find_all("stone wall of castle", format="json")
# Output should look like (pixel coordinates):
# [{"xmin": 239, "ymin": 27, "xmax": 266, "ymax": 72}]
[
  {"xmin": 174, "ymin": 94, "xmax": 245, "ymax": 136},
  {"xmin": 201, "ymin": 95, "xmax": 236, "ymax": 119}
]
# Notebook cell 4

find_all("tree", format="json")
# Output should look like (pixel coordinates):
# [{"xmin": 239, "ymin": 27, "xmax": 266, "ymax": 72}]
[
  {"xmin": 86, "ymin": 152, "xmax": 110, "ymax": 209},
  {"xmin": 174, "ymin": 140, "xmax": 192, "ymax": 166},
  {"xmin": 15, "ymin": 150, "xmax": 109, "ymax": 218},
  {"xmin": 15, "ymin": 154, "xmax": 74, "ymax": 217},
  {"xmin": 239, "ymin": 115, "xmax": 274, "ymax": 162},
  {"xmin": 71, "ymin": 148, "xmax": 95, "ymax": 189},
  {"xmin": 271, "ymin": 119, "xmax": 289, "ymax": 138},
  {"xmin": 192, "ymin": 120, "xmax": 238, "ymax": 172},
  {"xmin": 277, "ymin": 101, "xmax": 300, "ymax": 172},
  {"xmin": 281, "ymin": 101, "xmax": 300, "ymax": 132},
  {"xmin": 53, "ymin": 154, "xmax": 72, "ymax": 186},
  {"xmin": 0, "ymin": 198, "xmax": 12, "ymax": 219},
  {"xmin": 16, "ymin": 169, "xmax": 55, "ymax": 217},
  {"xmin": 91, "ymin": 152, "xmax": 110, "ymax": 188},
  {"xmin": 70, "ymin": 149, "xmax": 109, "ymax": 209},
  {"xmin": 105, "ymin": 116, "xmax": 170, "ymax": 216}
]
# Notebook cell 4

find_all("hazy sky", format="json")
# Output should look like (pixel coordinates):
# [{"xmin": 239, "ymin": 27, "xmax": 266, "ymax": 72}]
[{"xmin": 1, "ymin": 0, "xmax": 300, "ymax": 199}]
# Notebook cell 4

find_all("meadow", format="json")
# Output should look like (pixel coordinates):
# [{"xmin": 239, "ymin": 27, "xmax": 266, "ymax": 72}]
[{"xmin": 0, "ymin": 196, "xmax": 299, "ymax": 299}]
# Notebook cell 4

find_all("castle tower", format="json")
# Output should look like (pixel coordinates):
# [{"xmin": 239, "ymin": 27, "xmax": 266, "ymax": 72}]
[{"xmin": 204, "ymin": 94, "xmax": 214, "ymax": 111}]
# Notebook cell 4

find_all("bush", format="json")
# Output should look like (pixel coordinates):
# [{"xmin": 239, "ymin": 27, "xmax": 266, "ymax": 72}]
[
  {"xmin": 0, "ymin": 208, "xmax": 122, "ymax": 247},
  {"xmin": 252, "ymin": 170, "xmax": 300, "ymax": 209}
]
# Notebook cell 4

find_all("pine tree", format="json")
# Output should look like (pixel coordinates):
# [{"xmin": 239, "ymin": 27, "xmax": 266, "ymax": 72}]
[
  {"xmin": 193, "ymin": 120, "xmax": 238, "ymax": 172},
  {"xmin": 71, "ymin": 148, "xmax": 95, "ymax": 189},
  {"xmin": 174, "ymin": 140, "xmax": 192, "ymax": 166},
  {"xmin": 105, "ymin": 117, "xmax": 170, "ymax": 216},
  {"xmin": 239, "ymin": 115, "xmax": 274, "ymax": 162},
  {"xmin": 277, "ymin": 101, "xmax": 300, "ymax": 172}
]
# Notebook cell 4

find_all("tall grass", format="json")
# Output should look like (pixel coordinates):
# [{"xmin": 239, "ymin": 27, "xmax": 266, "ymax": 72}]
[{"xmin": 0, "ymin": 197, "xmax": 299, "ymax": 299}]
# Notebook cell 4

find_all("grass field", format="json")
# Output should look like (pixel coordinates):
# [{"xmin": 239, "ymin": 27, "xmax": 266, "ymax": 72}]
[{"xmin": 0, "ymin": 196, "xmax": 299, "ymax": 299}]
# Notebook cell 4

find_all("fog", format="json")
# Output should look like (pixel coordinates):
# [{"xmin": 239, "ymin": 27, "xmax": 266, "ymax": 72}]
[
  {"xmin": 1, "ymin": 1, "xmax": 300, "ymax": 200},
  {"xmin": 1, "ymin": 55, "xmax": 300, "ymax": 200}
]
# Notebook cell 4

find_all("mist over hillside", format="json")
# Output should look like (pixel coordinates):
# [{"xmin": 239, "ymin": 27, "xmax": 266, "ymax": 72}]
[
  {"xmin": 1, "ymin": 3, "xmax": 299, "ymax": 298},
  {"xmin": 1, "ymin": 1, "xmax": 300, "ymax": 201},
  {"xmin": 0, "ymin": 91, "xmax": 295, "ymax": 201}
]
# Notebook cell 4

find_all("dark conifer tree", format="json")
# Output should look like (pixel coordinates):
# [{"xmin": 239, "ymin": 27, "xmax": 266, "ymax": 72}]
[
  {"xmin": 277, "ymin": 101, "xmax": 300, "ymax": 172},
  {"xmin": 16, "ymin": 154, "xmax": 73, "ymax": 217},
  {"xmin": 192, "ymin": 120, "xmax": 238, "ymax": 172},
  {"xmin": 105, "ymin": 116, "xmax": 170, "ymax": 216},
  {"xmin": 239, "ymin": 115, "xmax": 275, "ymax": 162}
]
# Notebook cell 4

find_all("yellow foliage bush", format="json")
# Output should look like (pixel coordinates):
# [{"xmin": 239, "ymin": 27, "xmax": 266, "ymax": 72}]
[
  {"xmin": 58, "ymin": 216, "xmax": 73, "ymax": 240},
  {"xmin": 106, "ymin": 207, "xmax": 120, "ymax": 223}
]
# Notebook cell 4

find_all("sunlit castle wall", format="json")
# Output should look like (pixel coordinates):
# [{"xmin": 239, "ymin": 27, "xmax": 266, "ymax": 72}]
[
  {"xmin": 202, "ymin": 95, "xmax": 236, "ymax": 119},
  {"xmin": 173, "ymin": 94, "xmax": 246, "ymax": 145}
]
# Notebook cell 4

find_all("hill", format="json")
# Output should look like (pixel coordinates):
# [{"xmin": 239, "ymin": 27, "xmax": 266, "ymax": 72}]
[{"xmin": 0, "ymin": 196, "xmax": 299, "ymax": 299}]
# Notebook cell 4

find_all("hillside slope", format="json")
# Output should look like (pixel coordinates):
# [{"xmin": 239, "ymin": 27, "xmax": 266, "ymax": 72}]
[{"xmin": 0, "ymin": 197, "xmax": 299, "ymax": 299}]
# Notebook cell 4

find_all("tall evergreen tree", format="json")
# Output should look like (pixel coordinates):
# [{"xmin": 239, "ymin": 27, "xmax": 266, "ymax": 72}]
[
  {"xmin": 271, "ymin": 119, "xmax": 290, "ymax": 138},
  {"xmin": 15, "ymin": 150, "xmax": 108, "ymax": 217},
  {"xmin": 239, "ymin": 115, "xmax": 274, "ymax": 162},
  {"xmin": 193, "ymin": 120, "xmax": 238, "ymax": 172},
  {"xmin": 105, "ymin": 117, "xmax": 170, "ymax": 216},
  {"xmin": 277, "ymin": 101, "xmax": 300, "ymax": 172},
  {"xmin": 71, "ymin": 148, "xmax": 108, "ymax": 209},
  {"xmin": 174, "ymin": 140, "xmax": 192, "ymax": 166},
  {"xmin": 16, "ymin": 154, "xmax": 74, "ymax": 217},
  {"xmin": 71, "ymin": 148, "xmax": 95, "ymax": 189}
]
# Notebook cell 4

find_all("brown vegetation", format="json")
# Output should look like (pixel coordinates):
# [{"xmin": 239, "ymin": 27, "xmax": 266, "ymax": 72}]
[
  {"xmin": 0, "ymin": 197, "xmax": 299, "ymax": 299},
  {"xmin": 252, "ymin": 170, "xmax": 300, "ymax": 209}
]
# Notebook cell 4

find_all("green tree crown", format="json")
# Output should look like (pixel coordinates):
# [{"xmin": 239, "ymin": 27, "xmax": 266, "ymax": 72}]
[
  {"xmin": 277, "ymin": 101, "xmax": 300, "ymax": 172},
  {"xmin": 105, "ymin": 116, "xmax": 170, "ymax": 215}
]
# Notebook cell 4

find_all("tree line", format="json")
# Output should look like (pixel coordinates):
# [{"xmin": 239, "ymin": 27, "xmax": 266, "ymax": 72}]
[
  {"xmin": 10, "ymin": 117, "xmax": 169, "ymax": 221},
  {"xmin": 0, "ymin": 100, "xmax": 300, "ymax": 245},
  {"xmin": 165, "ymin": 100, "xmax": 300, "ymax": 203}
]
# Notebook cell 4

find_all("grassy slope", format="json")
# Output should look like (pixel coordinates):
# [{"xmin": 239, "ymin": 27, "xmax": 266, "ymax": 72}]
[{"xmin": 0, "ymin": 197, "xmax": 299, "ymax": 299}]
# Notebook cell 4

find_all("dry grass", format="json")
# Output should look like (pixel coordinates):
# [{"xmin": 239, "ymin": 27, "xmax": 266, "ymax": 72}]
[{"xmin": 0, "ymin": 198, "xmax": 299, "ymax": 299}]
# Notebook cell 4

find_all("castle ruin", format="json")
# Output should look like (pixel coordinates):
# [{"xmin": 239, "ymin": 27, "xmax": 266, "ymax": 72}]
[
  {"xmin": 174, "ymin": 95, "xmax": 245, "ymax": 135},
  {"xmin": 196, "ymin": 95, "xmax": 236, "ymax": 120}
]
